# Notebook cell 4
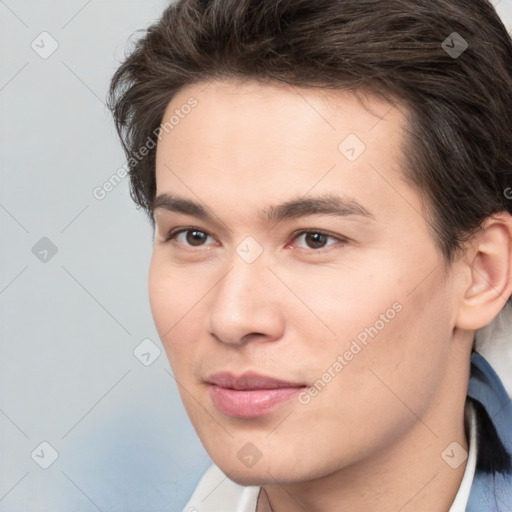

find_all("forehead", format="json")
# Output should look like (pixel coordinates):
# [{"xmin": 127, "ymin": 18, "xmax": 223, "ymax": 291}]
[
  {"xmin": 157, "ymin": 78, "xmax": 406, "ymax": 156},
  {"xmin": 153, "ymin": 79, "xmax": 413, "ymax": 221}
]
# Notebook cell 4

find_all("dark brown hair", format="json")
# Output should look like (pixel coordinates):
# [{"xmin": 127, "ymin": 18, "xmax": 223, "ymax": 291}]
[{"xmin": 108, "ymin": 0, "xmax": 512, "ymax": 263}]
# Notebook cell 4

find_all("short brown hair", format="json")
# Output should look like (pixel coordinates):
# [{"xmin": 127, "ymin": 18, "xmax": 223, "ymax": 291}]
[{"xmin": 108, "ymin": 0, "xmax": 512, "ymax": 262}]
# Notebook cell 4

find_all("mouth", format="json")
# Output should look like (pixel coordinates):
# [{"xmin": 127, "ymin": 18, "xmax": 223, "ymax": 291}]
[{"xmin": 205, "ymin": 371, "xmax": 307, "ymax": 418}]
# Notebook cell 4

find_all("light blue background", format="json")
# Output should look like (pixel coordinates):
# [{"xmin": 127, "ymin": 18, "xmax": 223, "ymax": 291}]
[{"xmin": 1, "ymin": 1, "xmax": 511, "ymax": 510}]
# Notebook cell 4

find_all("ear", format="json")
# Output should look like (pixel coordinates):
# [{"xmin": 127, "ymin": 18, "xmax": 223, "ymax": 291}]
[{"xmin": 456, "ymin": 212, "xmax": 512, "ymax": 331}]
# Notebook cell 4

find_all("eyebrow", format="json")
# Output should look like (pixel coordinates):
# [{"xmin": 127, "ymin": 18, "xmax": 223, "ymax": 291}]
[{"xmin": 151, "ymin": 192, "xmax": 374, "ymax": 224}]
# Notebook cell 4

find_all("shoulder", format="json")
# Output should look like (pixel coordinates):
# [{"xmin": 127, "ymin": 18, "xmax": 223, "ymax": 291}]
[{"xmin": 182, "ymin": 464, "xmax": 261, "ymax": 512}]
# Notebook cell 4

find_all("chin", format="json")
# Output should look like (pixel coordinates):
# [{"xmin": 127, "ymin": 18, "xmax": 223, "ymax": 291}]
[
  {"xmin": 226, "ymin": 471, "xmax": 268, "ymax": 487},
  {"xmin": 216, "ymin": 457, "xmax": 307, "ymax": 487}
]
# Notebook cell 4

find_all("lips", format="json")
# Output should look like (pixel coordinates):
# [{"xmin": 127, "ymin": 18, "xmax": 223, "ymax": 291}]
[{"xmin": 206, "ymin": 371, "xmax": 306, "ymax": 418}]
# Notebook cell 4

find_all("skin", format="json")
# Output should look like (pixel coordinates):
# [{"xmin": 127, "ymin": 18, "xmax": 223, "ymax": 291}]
[{"xmin": 148, "ymin": 79, "xmax": 512, "ymax": 512}]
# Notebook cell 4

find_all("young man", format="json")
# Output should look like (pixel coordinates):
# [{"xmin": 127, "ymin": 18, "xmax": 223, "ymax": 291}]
[{"xmin": 108, "ymin": 1, "xmax": 512, "ymax": 510}]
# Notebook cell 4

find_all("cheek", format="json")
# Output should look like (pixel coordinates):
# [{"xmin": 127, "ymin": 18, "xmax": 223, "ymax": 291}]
[
  {"xmin": 148, "ymin": 257, "xmax": 174, "ymax": 336},
  {"xmin": 283, "ymin": 289, "xmax": 453, "ymax": 470},
  {"xmin": 286, "ymin": 255, "xmax": 453, "ymax": 407},
  {"xmin": 274, "ymin": 262, "xmax": 399, "ymax": 352},
  {"xmin": 330, "ymin": 274, "xmax": 454, "ymax": 421},
  {"xmin": 148, "ymin": 255, "xmax": 202, "ymax": 365}
]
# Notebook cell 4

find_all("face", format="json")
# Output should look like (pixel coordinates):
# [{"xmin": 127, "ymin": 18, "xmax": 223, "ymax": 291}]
[{"xmin": 149, "ymin": 79, "xmax": 460, "ymax": 485}]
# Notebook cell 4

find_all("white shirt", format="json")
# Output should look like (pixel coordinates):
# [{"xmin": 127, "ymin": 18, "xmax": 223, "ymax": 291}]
[{"xmin": 183, "ymin": 402, "xmax": 477, "ymax": 512}]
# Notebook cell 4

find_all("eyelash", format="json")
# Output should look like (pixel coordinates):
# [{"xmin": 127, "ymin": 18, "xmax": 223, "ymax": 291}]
[{"xmin": 162, "ymin": 227, "xmax": 347, "ymax": 251}]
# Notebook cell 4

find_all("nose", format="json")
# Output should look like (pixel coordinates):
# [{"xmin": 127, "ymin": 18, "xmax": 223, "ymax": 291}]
[{"xmin": 206, "ymin": 255, "xmax": 286, "ymax": 346}]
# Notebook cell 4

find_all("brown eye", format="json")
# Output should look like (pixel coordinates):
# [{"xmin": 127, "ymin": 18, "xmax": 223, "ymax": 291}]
[
  {"xmin": 185, "ymin": 230, "xmax": 209, "ymax": 246},
  {"xmin": 291, "ymin": 230, "xmax": 343, "ymax": 250},
  {"xmin": 164, "ymin": 228, "xmax": 214, "ymax": 246},
  {"xmin": 304, "ymin": 232, "xmax": 329, "ymax": 249}
]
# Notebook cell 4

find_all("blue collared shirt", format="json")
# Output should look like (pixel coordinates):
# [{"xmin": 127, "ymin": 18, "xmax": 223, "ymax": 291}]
[{"xmin": 466, "ymin": 352, "xmax": 512, "ymax": 511}]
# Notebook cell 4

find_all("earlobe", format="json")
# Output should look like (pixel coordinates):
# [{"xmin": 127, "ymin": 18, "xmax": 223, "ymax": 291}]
[{"xmin": 456, "ymin": 213, "xmax": 512, "ymax": 331}]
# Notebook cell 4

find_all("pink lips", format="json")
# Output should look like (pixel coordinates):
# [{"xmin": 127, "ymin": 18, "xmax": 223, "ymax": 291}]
[{"xmin": 206, "ymin": 372, "xmax": 306, "ymax": 418}]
